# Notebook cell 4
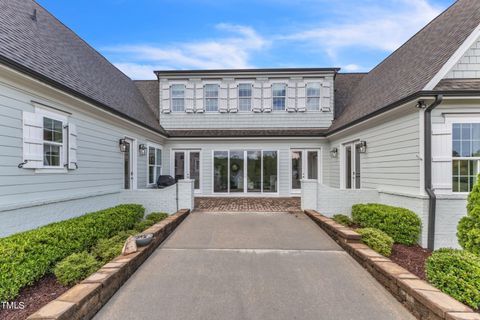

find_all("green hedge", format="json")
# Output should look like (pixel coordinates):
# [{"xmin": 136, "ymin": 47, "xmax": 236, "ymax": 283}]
[
  {"xmin": 357, "ymin": 228, "xmax": 394, "ymax": 257},
  {"xmin": 54, "ymin": 252, "xmax": 101, "ymax": 286},
  {"xmin": 426, "ymin": 248, "xmax": 480, "ymax": 309},
  {"xmin": 352, "ymin": 203, "xmax": 421, "ymax": 245},
  {"xmin": 0, "ymin": 204, "xmax": 144, "ymax": 301},
  {"xmin": 457, "ymin": 175, "xmax": 480, "ymax": 255},
  {"xmin": 332, "ymin": 214, "xmax": 353, "ymax": 227}
]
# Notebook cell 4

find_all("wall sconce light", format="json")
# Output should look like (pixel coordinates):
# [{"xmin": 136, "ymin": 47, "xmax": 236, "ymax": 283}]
[
  {"xmin": 139, "ymin": 144, "xmax": 147, "ymax": 156},
  {"xmin": 119, "ymin": 138, "xmax": 127, "ymax": 152},
  {"xmin": 330, "ymin": 147, "xmax": 338, "ymax": 158},
  {"xmin": 359, "ymin": 141, "xmax": 367, "ymax": 153}
]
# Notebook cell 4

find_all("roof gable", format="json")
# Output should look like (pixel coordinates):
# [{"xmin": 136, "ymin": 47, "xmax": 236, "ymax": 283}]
[
  {"xmin": 330, "ymin": 0, "xmax": 480, "ymax": 133},
  {"xmin": 0, "ymin": 0, "xmax": 164, "ymax": 134}
]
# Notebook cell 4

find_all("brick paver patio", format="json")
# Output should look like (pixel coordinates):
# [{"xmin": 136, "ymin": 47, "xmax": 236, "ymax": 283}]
[{"xmin": 194, "ymin": 197, "xmax": 301, "ymax": 212}]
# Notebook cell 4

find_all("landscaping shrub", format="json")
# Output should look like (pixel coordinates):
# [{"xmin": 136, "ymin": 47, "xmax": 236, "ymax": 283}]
[
  {"xmin": 91, "ymin": 230, "xmax": 137, "ymax": 264},
  {"xmin": 352, "ymin": 203, "xmax": 421, "ymax": 245},
  {"xmin": 458, "ymin": 175, "xmax": 480, "ymax": 255},
  {"xmin": 332, "ymin": 214, "xmax": 353, "ymax": 227},
  {"xmin": 357, "ymin": 228, "xmax": 394, "ymax": 257},
  {"xmin": 0, "ymin": 204, "xmax": 144, "ymax": 301},
  {"xmin": 133, "ymin": 219, "xmax": 156, "ymax": 232},
  {"xmin": 146, "ymin": 212, "xmax": 169, "ymax": 223},
  {"xmin": 426, "ymin": 248, "xmax": 480, "ymax": 309},
  {"xmin": 54, "ymin": 252, "xmax": 101, "ymax": 286}
]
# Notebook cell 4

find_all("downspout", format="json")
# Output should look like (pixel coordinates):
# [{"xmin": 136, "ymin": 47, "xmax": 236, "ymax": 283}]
[{"xmin": 424, "ymin": 94, "xmax": 443, "ymax": 251}]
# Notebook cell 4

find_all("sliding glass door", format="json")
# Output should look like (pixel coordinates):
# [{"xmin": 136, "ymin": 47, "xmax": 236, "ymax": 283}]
[{"xmin": 213, "ymin": 150, "xmax": 278, "ymax": 194}]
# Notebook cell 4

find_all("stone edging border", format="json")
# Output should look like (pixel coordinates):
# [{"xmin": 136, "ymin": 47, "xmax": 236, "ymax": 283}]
[
  {"xmin": 27, "ymin": 209, "xmax": 190, "ymax": 320},
  {"xmin": 304, "ymin": 209, "xmax": 480, "ymax": 320}
]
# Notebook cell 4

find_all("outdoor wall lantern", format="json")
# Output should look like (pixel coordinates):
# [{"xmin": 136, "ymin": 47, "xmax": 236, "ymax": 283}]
[
  {"xmin": 330, "ymin": 147, "xmax": 338, "ymax": 158},
  {"xmin": 359, "ymin": 141, "xmax": 367, "ymax": 153},
  {"xmin": 139, "ymin": 144, "xmax": 147, "ymax": 156},
  {"xmin": 119, "ymin": 138, "xmax": 127, "ymax": 152}
]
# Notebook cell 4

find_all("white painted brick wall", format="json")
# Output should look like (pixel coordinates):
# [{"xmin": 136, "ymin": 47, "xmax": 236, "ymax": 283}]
[{"xmin": 435, "ymin": 195, "xmax": 467, "ymax": 249}]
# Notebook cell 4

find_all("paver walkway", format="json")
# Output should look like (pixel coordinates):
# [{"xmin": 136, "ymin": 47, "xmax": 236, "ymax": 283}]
[
  {"xmin": 94, "ymin": 211, "xmax": 415, "ymax": 320},
  {"xmin": 194, "ymin": 197, "xmax": 301, "ymax": 212}
]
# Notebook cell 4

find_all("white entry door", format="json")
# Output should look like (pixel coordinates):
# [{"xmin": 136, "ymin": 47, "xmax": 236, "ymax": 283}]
[
  {"xmin": 291, "ymin": 149, "xmax": 320, "ymax": 193},
  {"xmin": 123, "ymin": 138, "xmax": 137, "ymax": 190},
  {"xmin": 172, "ymin": 150, "xmax": 201, "ymax": 192},
  {"xmin": 344, "ymin": 143, "xmax": 361, "ymax": 189}
]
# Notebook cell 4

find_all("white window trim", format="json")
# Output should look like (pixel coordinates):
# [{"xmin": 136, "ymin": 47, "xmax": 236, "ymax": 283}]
[
  {"xmin": 35, "ymin": 107, "xmax": 68, "ymax": 173},
  {"xmin": 446, "ymin": 116, "xmax": 480, "ymax": 194},
  {"xmin": 204, "ymin": 83, "xmax": 220, "ymax": 113},
  {"xmin": 147, "ymin": 143, "xmax": 163, "ymax": 186},
  {"xmin": 237, "ymin": 83, "xmax": 253, "ymax": 112},
  {"xmin": 170, "ymin": 84, "xmax": 186, "ymax": 113},
  {"xmin": 271, "ymin": 83, "xmax": 287, "ymax": 112},
  {"xmin": 170, "ymin": 149, "xmax": 203, "ymax": 193},
  {"xmin": 211, "ymin": 149, "xmax": 280, "ymax": 195},
  {"xmin": 305, "ymin": 82, "xmax": 321, "ymax": 112}
]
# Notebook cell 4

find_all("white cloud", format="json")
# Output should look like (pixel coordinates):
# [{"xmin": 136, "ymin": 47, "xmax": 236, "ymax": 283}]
[
  {"xmin": 342, "ymin": 64, "xmax": 363, "ymax": 72},
  {"xmin": 104, "ymin": 23, "xmax": 268, "ymax": 79}
]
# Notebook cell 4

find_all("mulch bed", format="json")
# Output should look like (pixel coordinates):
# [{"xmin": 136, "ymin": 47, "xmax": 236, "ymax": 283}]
[
  {"xmin": 0, "ymin": 275, "xmax": 69, "ymax": 320},
  {"xmin": 390, "ymin": 244, "xmax": 432, "ymax": 280}
]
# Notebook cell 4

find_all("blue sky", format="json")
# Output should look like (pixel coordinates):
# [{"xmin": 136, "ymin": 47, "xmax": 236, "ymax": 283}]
[{"xmin": 38, "ymin": 0, "xmax": 454, "ymax": 79}]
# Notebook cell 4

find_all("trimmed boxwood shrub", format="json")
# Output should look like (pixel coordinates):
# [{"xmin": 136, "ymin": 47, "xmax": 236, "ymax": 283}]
[
  {"xmin": 426, "ymin": 248, "xmax": 480, "ymax": 309},
  {"xmin": 91, "ymin": 230, "xmax": 136, "ymax": 264},
  {"xmin": 357, "ymin": 228, "xmax": 394, "ymax": 257},
  {"xmin": 54, "ymin": 252, "xmax": 101, "ymax": 286},
  {"xmin": 352, "ymin": 203, "xmax": 421, "ymax": 245},
  {"xmin": 145, "ymin": 212, "xmax": 169, "ymax": 223},
  {"xmin": 458, "ymin": 175, "xmax": 480, "ymax": 255},
  {"xmin": 332, "ymin": 214, "xmax": 353, "ymax": 227},
  {"xmin": 0, "ymin": 204, "xmax": 144, "ymax": 301}
]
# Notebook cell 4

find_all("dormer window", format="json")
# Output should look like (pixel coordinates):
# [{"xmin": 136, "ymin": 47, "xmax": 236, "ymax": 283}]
[
  {"xmin": 171, "ymin": 84, "xmax": 185, "ymax": 112},
  {"xmin": 238, "ymin": 83, "xmax": 252, "ymax": 112},
  {"xmin": 205, "ymin": 84, "xmax": 219, "ymax": 112},
  {"xmin": 306, "ymin": 83, "xmax": 321, "ymax": 111},
  {"xmin": 272, "ymin": 83, "xmax": 286, "ymax": 111}
]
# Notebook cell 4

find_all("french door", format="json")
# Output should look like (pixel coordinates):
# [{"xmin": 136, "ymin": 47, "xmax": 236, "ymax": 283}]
[
  {"xmin": 123, "ymin": 138, "xmax": 136, "ymax": 190},
  {"xmin": 291, "ymin": 149, "xmax": 320, "ymax": 193},
  {"xmin": 344, "ymin": 143, "xmax": 361, "ymax": 189},
  {"xmin": 172, "ymin": 150, "xmax": 201, "ymax": 192}
]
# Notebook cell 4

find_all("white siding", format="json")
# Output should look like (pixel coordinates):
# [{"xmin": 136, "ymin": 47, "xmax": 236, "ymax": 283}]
[{"xmin": 445, "ymin": 36, "xmax": 480, "ymax": 79}]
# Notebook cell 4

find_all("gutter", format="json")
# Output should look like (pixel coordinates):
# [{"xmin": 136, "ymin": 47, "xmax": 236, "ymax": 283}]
[{"xmin": 424, "ymin": 95, "xmax": 443, "ymax": 251}]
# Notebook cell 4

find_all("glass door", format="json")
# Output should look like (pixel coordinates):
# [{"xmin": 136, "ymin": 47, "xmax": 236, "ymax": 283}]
[
  {"xmin": 344, "ymin": 143, "xmax": 361, "ymax": 189},
  {"xmin": 291, "ymin": 149, "xmax": 320, "ymax": 193},
  {"xmin": 173, "ymin": 150, "xmax": 201, "ymax": 192},
  {"xmin": 124, "ymin": 140, "xmax": 131, "ymax": 189}
]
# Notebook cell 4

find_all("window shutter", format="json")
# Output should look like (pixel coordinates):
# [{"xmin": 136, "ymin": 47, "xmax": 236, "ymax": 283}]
[
  {"xmin": 321, "ymin": 81, "xmax": 331, "ymax": 112},
  {"xmin": 296, "ymin": 81, "xmax": 306, "ymax": 112},
  {"xmin": 252, "ymin": 82, "xmax": 262, "ymax": 113},
  {"xmin": 195, "ymin": 84, "xmax": 204, "ymax": 113},
  {"xmin": 161, "ymin": 83, "xmax": 171, "ymax": 113},
  {"xmin": 22, "ymin": 111, "xmax": 43, "ymax": 169},
  {"xmin": 229, "ymin": 84, "xmax": 238, "ymax": 113},
  {"xmin": 185, "ymin": 83, "xmax": 194, "ymax": 113},
  {"xmin": 287, "ymin": 82, "xmax": 297, "ymax": 112},
  {"xmin": 67, "ymin": 123, "xmax": 78, "ymax": 170},
  {"xmin": 262, "ymin": 83, "xmax": 272, "ymax": 113},
  {"xmin": 219, "ymin": 83, "xmax": 228, "ymax": 113}
]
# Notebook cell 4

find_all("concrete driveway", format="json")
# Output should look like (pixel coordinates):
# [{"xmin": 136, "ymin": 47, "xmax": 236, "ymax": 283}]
[{"xmin": 94, "ymin": 212, "xmax": 414, "ymax": 320}]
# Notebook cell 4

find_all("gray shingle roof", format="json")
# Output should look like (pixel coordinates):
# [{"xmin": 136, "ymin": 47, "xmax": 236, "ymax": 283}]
[
  {"xmin": 334, "ymin": 73, "xmax": 366, "ymax": 119},
  {"xmin": 134, "ymin": 80, "xmax": 159, "ymax": 119},
  {"xmin": 330, "ymin": 0, "xmax": 480, "ymax": 133},
  {"xmin": 0, "ymin": 0, "xmax": 165, "ymax": 135},
  {"xmin": 434, "ymin": 78, "xmax": 480, "ymax": 91}
]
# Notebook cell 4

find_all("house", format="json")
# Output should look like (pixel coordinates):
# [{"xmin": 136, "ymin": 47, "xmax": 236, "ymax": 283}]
[{"xmin": 0, "ymin": 0, "xmax": 480, "ymax": 250}]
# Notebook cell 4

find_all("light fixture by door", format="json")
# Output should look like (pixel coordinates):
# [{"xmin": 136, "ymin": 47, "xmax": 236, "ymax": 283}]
[
  {"xmin": 358, "ymin": 141, "xmax": 367, "ymax": 153},
  {"xmin": 119, "ymin": 138, "xmax": 127, "ymax": 152},
  {"xmin": 329, "ymin": 147, "xmax": 338, "ymax": 158},
  {"xmin": 138, "ymin": 144, "xmax": 147, "ymax": 156}
]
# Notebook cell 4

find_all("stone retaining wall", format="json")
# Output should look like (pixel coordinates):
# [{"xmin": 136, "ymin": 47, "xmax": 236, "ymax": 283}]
[
  {"xmin": 304, "ymin": 209, "xmax": 480, "ymax": 320},
  {"xmin": 27, "ymin": 209, "xmax": 190, "ymax": 320}
]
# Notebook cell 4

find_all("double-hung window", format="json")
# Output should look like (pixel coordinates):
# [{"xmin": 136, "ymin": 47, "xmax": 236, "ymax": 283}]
[
  {"xmin": 272, "ymin": 83, "xmax": 286, "ymax": 111},
  {"xmin": 306, "ymin": 83, "xmax": 321, "ymax": 111},
  {"xmin": 452, "ymin": 123, "xmax": 480, "ymax": 192},
  {"xmin": 43, "ymin": 116, "xmax": 64, "ymax": 167},
  {"xmin": 204, "ymin": 84, "xmax": 219, "ymax": 112},
  {"xmin": 148, "ymin": 146, "xmax": 162, "ymax": 185},
  {"xmin": 171, "ymin": 84, "xmax": 185, "ymax": 112},
  {"xmin": 238, "ymin": 83, "xmax": 252, "ymax": 112}
]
